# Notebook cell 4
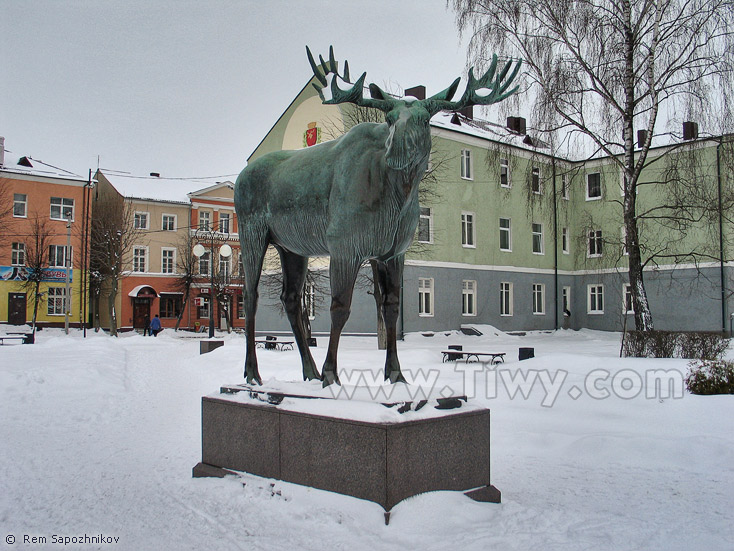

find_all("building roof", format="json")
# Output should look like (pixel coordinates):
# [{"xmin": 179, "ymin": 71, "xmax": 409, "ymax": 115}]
[
  {"xmin": 0, "ymin": 154, "xmax": 88, "ymax": 184},
  {"xmin": 98, "ymin": 171, "xmax": 201, "ymax": 204}
]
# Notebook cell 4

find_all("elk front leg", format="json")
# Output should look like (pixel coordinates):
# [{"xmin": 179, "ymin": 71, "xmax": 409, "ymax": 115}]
[
  {"xmin": 322, "ymin": 257, "xmax": 360, "ymax": 387},
  {"xmin": 240, "ymin": 223, "xmax": 268, "ymax": 385},
  {"xmin": 377, "ymin": 256, "xmax": 407, "ymax": 383},
  {"xmin": 276, "ymin": 247, "xmax": 320, "ymax": 381}
]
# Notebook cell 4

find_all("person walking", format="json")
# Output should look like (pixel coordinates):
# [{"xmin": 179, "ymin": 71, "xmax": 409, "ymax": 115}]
[
  {"xmin": 143, "ymin": 315, "xmax": 151, "ymax": 337},
  {"xmin": 150, "ymin": 314, "xmax": 162, "ymax": 337}
]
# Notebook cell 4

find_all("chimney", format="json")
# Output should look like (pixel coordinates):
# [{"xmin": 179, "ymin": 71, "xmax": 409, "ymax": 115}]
[
  {"xmin": 683, "ymin": 121, "xmax": 698, "ymax": 141},
  {"xmin": 404, "ymin": 85, "xmax": 426, "ymax": 100},
  {"xmin": 637, "ymin": 129, "xmax": 647, "ymax": 149},
  {"xmin": 507, "ymin": 116, "xmax": 526, "ymax": 135},
  {"xmin": 456, "ymin": 105, "xmax": 473, "ymax": 120},
  {"xmin": 0, "ymin": 136, "xmax": 4, "ymax": 167}
]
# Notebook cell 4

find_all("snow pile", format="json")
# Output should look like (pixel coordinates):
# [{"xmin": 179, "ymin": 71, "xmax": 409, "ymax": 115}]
[{"xmin": 1, "ymin": 328, "xmax": 733, "ymax": 550}]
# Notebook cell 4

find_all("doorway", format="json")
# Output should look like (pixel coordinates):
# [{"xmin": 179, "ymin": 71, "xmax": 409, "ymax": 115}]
[
  {"xmin": 133, "ymin": 298, "xmax": 151, "ymax": 329},
  {"xmin": 8, "ymin": 293, "xmax": 27, "ymax": 325}
]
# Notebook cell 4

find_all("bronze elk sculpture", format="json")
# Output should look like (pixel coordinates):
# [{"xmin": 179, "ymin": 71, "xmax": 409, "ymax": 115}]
[{"xmin": 234, "ymin": 47, "xmax": 520, "ymax": 386}]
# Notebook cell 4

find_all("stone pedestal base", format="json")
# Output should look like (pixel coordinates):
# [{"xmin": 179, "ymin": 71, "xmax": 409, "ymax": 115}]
[
  {"xmin": 200, "ymin": 340, "xmax": 224, "ymax": 354},
  {"xmin": 193, "ymin": 392, "xmax": 500, "ymax": 513}
]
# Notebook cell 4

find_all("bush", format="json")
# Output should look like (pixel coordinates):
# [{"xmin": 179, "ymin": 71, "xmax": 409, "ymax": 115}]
[
  {"xmin": 685, "ymin": 359, "xmax": 734, "ymax": 394},
  {"xmin": 622, "ymin": 330, "xmax": 730, "ymax": 359}
]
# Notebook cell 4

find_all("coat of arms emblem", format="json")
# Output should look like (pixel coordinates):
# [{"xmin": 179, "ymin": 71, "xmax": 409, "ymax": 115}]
[{"xmin": 304, "ymin": 121, "xmax": 320, "ymax": 147}]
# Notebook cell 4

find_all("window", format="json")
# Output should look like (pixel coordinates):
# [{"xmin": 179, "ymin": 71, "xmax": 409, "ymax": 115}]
[
  {"xmin": 132, "ymin": 247, "xmax": 147, "ymax": 272},
  {"xmin": 50, "ymin": 197, "xmax": 74, "ymax": 220},
  {"xmin": 417, "ymin": 206, "xmax": 433, "ymax": 243},
  {"xmin": 418, "ymin": 278, "xmax": 434, "ymax": 317},
  {"xmin": 134, "ymin": 212, "xmax": 149, "ymax": 229},
  {"xmin": 621, "ymin": 226, "xmax": 629, "ymax": 255},
  {"xmin": 499, "ymin": 217, "xmax": 512, "ymax": 251},
  {"xmin": 161, "ymin": 248, "xmax": 176, "ymax": 274},
  {"xmin": 199, "ymin": 211, "xmax": 211, "ymax": 231},
  {"xmin": 49, "ymin": 245, "xmax": 72, "ymax": 268},
  {"xmin": 461, "ymin": 149, "xmax": 472, "ymax": 179},
  {"xmin": 500, "ymin": 158, "xmax": 511, "ymax": 188},
  {"xmin": 47, "ymin": 287, "xmax": 69, "ymax": 316},
  {"xmin": 562, "ymin": 286, "xmax": 571, "ymax": 313},
  {"xmin": 219, "ymin": 254, "xmax": 231, "ymax": 281},
  {"xmin": 532, "ymin": 283, "xmax": 545, "ymax": 315},
  {"xmin": 162, "ymin": 214, "xmax": 176, "ymax": 231},
  {"xmin": 588, "ymin": 284, "xmax": 604, "ymax": 314},
  {"xmin": 237, "ymin": 295, "xmax": 245, "ymax": 319},
  {"xmin": 462, "ymin": 280, "xmax": 477, "ymax": 316},
  {"xmin": 461, "ymin": 212, "xmax": 475, "ymax": 247},
  {"xmin": 531, "ymin": 167, "xmax": 541, "ymax": 194},
  {"xmin": 160, "ymin": 295, "xmax": 182, "ymax": 318},
  {"xmin": 562, "ymin": 227, "xmax": 570, "ymax": 254},
  {"xmin": 219, "ymin": 212, "xmax": 231, "ymax": 234},
  {"xmin": 588, "ymin": 230, "xmax": 603, "ymax": 257},
  {"xmin": 11, "ymin": 243, "xmax": 25, "ymax": 266},
  {"xmin": 623, "ymin": 284, "xmax": 634, "ymax": 314},
  {"xmin": 532, "ymin": 223, "xmax": 544, "ymax": 254},
  {"xmin": 13, "ymin": 194, "xmax": 27, "ymax": 217},
  {"xmin": 199, "ymin": 251, "xmax": 210, "ymax": 276},
  {"xmin": 304, "ymin": 283, "xmax": 316, "ymax": 320},
  {"xmin": 562, "ymin": 174, "xmax": 570, "ymax": 200},
  {"xmin": 197, "ymin": 296, "xmax": 210, "ymax": 319},
  {"xmin": 500, "ymin": 282, "xmax": 513, "ymax": 316},
  {"xmin": 587, "ymin": 172, "xmax": 602, "ymax": 199}
]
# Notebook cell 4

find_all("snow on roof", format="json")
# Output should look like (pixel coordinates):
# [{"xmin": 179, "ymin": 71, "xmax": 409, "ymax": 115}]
[
  {"xmin": 430, "ymin": 111, "xmax": 543, "ymax": 150},
  {"xmin": 0, "ymin": 154, "xmax": 87, "ymax": 183},
  {"xmin": 99, "ymin": 171, "xmax": 205, "ymax": 204}
]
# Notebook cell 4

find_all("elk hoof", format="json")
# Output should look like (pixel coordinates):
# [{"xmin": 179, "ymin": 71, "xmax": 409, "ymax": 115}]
[
  {"xmin": 385, "ymin": 370, "xmax": 407, "ymax": 384},
  {"xmin": 245, "ymin": 370, "xmax": 263, "ymax": 386},
  {"xmin": 302, "ymin": 362, "xmax": 321, "ymax": 382},
  {"xmin": 321, "ymin": 370, "xmax": 340, "ymax": 387}
]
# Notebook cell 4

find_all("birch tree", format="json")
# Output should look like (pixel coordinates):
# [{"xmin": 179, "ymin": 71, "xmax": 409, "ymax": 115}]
[{"xmin": 449, "ymin": 0, "xmax": 734, "ymax": 330}]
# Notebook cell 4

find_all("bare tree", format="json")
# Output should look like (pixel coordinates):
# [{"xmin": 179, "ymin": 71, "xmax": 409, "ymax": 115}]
[
  {"xmin": 450, "ymin": 0, "xmax": 734, "ymax": 330},
  {"xmin": 0, "ymin": 179, "xmax": 14, "ymax": 246},
  {"xmin": 20, "ymin": 215, "xmax": 54, "ymax": 335},
  {"xmin": 89, "ymin": 198, "xmax": 142, "ymax": 336},
  {"xmin": 173, "ymin": 229, "xmax": 198, "ymax": 331}
]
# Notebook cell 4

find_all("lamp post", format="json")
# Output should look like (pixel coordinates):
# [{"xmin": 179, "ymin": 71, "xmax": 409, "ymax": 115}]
[
  {"xmin": 64, "ymin": 212, "xmax": 72, "ymax": 334},
  {"xmin": 193, "ymin": 230, "xmax": 232, "ymax": 338}
]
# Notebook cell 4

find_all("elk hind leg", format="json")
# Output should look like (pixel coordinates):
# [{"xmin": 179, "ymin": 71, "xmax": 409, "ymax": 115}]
[
  {"xmin": 378, "ymin": 256, "xmax": 407, "ymax": 383},
  {"xmin": 241, "ymin": 223, "xmax": 268, "ymax": 385}
]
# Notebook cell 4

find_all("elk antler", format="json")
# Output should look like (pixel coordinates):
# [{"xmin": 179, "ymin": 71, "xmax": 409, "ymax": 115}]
[
  {"xmin": 306, "ymin": 46, "xmax": 397, "ymax": 112},
  {"xmin": 424, "ymin": 54, "xmax": 522, "ymax": 115}
]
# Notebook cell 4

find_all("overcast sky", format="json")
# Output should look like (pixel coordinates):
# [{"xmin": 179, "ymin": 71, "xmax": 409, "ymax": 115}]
[{"xmin": 1, "ymin": 1, "xmax": 474, "ymax": 183}]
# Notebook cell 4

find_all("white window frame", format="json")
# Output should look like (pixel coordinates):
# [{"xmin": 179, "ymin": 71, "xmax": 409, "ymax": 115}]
[
  {"xmin": 162, "ymin": 214, "xmax": 177, "ymax": 231},
  {"xmin": 219, "ymin": 212, "xmax": 231, "ymax": 234},
  {"xmin": 621, "ymin": 226, "xmax": 629, "ymax": 256},
  {"xmin": 588, "ymin": 284, "xmax": 604, "ymax": 314},
  {"xmin": 304, "ymin": 283, "xmax": 316, "ymax": 320},
  {"xmin": 418, "ymin": 277, "xmax": 434, "ymax": 317},
  {"xmin": 460, "ymin": 149, "xmax": 473, "ymax": 180},
  {"xmin": 532, "ymin": 222, "xmax": 544, "ymax": 255},
  {"xmin": 500, "ymin": 282, "xmax": 513, "ymax": 316},
  {"xmin": 11, "ymin": 242, "xmax": 26, "ymax": 266},
  {"xmin": 561, "ymin": 174, "xmax": 570, "ymax": 200},
  {"xmin": 198, "ymin": 296, "xmax": 210, "ymax": 319},
  {"xmin": 500, "ymin": 158, "xmax": 511, "ymax": 188},
  {"xmin": 50, "ymin": 197, "xmax": 74, "ymax": 221},
  {"xmin": 461, "ymin": 212, "xmax": 476, "ymax": 248},
  {"xmin": 134, "ymin": 211, "xmax": 149, "ymax": 230},
  {"xmin": 417, "ymin": 206, "xmax": 433, "ymax": 244},
  {"xmin": 562, "ymin": 227, "xmax": 570, "ymax": 255},
  {"xmin": 586, "ymin": 172, "xmax": 602, "ymax": 200},
  {"xmin": 161, "ymin": 247, "xmax": 176, "ymax": 274},
  {"xmin": 237, "ymin": 295, "xmax": 245, "ymax": 319},
  {"xmin": 562, "ymin": 286, "xmax": 571, "ymax": 313},
  {"xmin": 623, "ymin": 283, "xmax": 635, "ymax": 314},
  {"xmin": 499, "ymin": 217, "xmax": 512, "ymax": 252},
  {"xmin": 199, "ymin": 251, "xmax": 211, "ymax": 276},
  {"xmin": 199, "ymin": 211, "xmax": 211, "ymax": 231},
  {"xmin": 532, "ymin": 283, "xmax": 545, "ymax": 315},
  {"xmin": 531, "ymin": 166, "xmax": 541, "ymax": 194},
  {"xmin": 132, "ymin": 246, "xmax": 148, "ymax": 273},
  {"xmin": 462, "ymin": 280, "xmax": 477, "ymax": 317},
  {"xmin": 219, "ymin": 253, "xmax": 231, "ymax": 280},
  {"xmin": 13, "ymin": 194, "xmax": 27, "ymax": 218},
  {"xmin": 49, "ymin": 245, "xmax": 72, "ymax": 268},
  {"xmin": 588, "ymin": 229, "xmax": 603, "ymax": 258},
  {"xmin": 47, "ymin": 287, "xmax": 69, "ymax": 316}
]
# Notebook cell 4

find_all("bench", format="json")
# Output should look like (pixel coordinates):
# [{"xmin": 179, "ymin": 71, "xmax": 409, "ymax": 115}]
[
  {"xmin": 442, "ymin": 350, "xmax": 505, "ymax": 365},
  {"xmin": 254, "ymin": 337, "xmax": 295, "ymax": 351},
  {"xmin": 0, "ymin": 335, "xmax": 27, "ymax": 345}
]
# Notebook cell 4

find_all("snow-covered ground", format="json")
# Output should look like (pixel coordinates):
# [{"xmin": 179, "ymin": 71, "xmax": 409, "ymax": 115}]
[{"xmin": 1, "ymin": 326, "xmax": 732, "ymax": 550}]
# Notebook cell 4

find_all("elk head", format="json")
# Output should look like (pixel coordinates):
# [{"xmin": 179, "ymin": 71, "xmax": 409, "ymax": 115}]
[{"xmin": 306, "ymin": 46, "xmax": 522, "ymax": 170}]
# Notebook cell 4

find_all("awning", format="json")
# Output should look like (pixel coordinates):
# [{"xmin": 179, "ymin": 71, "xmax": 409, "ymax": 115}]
[
  {"xmin": 159, "ymin": 291, "xmax": 183, "ymax": 295},
  {"xmin": 128, "ymin": 285, "xmax": 158, "ymax": 298}
]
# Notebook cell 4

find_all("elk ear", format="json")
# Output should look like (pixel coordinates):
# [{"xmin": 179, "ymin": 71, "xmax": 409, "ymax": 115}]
[{"xmin": 369, "ymin": 83, "xmax": 390, "ymax": 101}]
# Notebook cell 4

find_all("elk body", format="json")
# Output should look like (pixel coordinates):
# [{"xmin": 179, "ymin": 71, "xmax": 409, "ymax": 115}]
[{"xmin": 234, "ymin": 47, "xmax": 520, "ymax": 386}]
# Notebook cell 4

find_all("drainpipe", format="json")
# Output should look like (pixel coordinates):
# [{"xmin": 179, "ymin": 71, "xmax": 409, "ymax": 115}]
[
  {"xmin": 552, "ymin": 157, "xmax": 559, "ymax": 329},
  {"xmin": 717, "ymin": 141, "xmax": 727, "ymax": 333}
]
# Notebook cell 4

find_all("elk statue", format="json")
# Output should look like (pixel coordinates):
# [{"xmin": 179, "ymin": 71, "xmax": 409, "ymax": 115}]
[{"xmin": 234, "ymin": 47, "xmax": 521, "ymax": 386}]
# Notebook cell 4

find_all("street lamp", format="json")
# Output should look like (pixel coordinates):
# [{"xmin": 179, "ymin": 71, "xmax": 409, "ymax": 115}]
[{"xmin": 193, "ymin": 234, "xmax": 232, "ymax": 338}]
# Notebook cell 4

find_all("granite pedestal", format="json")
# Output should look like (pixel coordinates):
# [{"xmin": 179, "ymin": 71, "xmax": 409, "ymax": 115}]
[
  {"xmin": 200, "ymin": 340, "xmax": 224, "ymax": 354},
  {"xmin": 193, "ymin": 388, "xmax": 500, "ymax": 515}
]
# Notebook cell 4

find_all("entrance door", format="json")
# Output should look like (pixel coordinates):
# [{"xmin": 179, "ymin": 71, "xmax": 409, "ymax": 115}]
[
  {"xmin": 132, "ymin": 298, "xmax": 151, "ymax": 329},
  {"xmin": 8, "ymin": 293, "xmax": 27, "ymax": 325}
]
